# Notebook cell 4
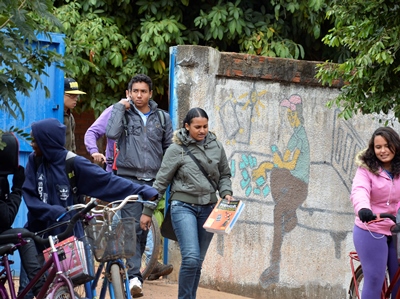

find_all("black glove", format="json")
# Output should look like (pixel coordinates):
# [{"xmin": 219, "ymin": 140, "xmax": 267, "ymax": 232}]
[
  {"xmin": 358, "ymin": 208, "xmax": 376, "ymax": 223},
  {"xmin": 387, "ymin": 214, "xmax": 397, "ymax": 223},
  {"xmin": 11, "ymin": 166, "xmax": 25, "ymax": 194}
]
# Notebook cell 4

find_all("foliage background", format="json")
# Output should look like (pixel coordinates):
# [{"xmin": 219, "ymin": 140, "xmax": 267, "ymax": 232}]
[
  {"xmin": 46, "ymin": 0, "xmax": 344, "ymax": 116},
  {"xmin": 3, "ymin": 0, "xmax": 399, "ymax": 130},
  {"xmin": 316, "ymin": 0, "xmax": 400, "ymax": 122}
]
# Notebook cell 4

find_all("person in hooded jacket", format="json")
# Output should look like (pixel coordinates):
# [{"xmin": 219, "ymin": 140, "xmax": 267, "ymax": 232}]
[
  {"xmin": 22, "ymin": 118, "xmax": 158, "ymax": 243},
  {"xmin": 153, "ymin": 107, "xmax": 234, "ymax": 299},
  {"xmin": 0, "ymin": 165, "xmax": 45, "ymax": 296},
  {"xmin": 351, "ymin": 126, "xmax": 400, "ymax": 299}
]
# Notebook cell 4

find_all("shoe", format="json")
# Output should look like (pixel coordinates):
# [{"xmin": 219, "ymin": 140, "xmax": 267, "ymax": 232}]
[
  {"xmin": 147, "ymin": 262, "xmax": 173, "ymax": 281},
  {"xmin": 129, "ymin": 277, "xmax": 144, "ymax": 298}
]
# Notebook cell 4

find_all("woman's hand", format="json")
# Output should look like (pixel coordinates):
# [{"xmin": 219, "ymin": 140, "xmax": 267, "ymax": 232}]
[
  {"xmin": 358, "ymin": 208, "xmax": 376, "ymax": 222},
  {"xmin": 224, "ymin": 195, "xmax": 234, "ymax": 202}
]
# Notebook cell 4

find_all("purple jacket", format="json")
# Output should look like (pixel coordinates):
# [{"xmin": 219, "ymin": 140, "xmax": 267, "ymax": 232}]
[{"xmin": 84, "ymin": 105, "xmax": 115, "ymax": 172}]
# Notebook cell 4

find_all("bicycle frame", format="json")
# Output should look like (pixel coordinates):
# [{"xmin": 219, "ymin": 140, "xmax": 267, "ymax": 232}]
[
  {"xmin": 0, "ymin": 199, "xmax": 99, "ymax": 299},
  {"xmin": 349, "ymin": 213, "xmax": 400, "ymax": 299},
  {"xmin": 79, "ymin": 196, "xmax": 147, "ymax": 299},
  {"xmin": 83, "ymin": 259, "xmax": 132, "ymax": 299},
  {"xmin": 0, "ymin": 237, "xmax": 75, "ymax": 299}
]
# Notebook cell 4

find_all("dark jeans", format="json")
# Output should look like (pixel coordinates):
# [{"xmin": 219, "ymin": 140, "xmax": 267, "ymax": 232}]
[
  {"xmin": 120, "ymin": 176, "xmax": 153, "ymax": 283},
  {"xmin": 1, "ymin": 228, "xmax": 44, "ymax": 297},
  {"xmin": 171, "ymin": 200, "xmax": 215, "ymax": 299}
]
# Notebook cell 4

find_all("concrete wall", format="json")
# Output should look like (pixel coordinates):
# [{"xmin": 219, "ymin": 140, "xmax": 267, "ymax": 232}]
[{"xmin": 167, "ymin": 45, "xmax": 400, "ymax": 298}]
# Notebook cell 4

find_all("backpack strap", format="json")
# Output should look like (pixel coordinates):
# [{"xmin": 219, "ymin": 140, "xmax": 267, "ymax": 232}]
[
  {"xmin": 122, "ymin": 113, "xmax": 129, "ymax": 136},
  {"xmin": 157, "ymin": 109, "xmax": 166, "ymax": 131},
  {"xmin": 65, "ymin": 151, "xmax": 81, "ymax": 204}
]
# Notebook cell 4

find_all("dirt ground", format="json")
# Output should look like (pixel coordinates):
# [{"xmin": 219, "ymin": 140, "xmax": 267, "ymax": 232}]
[
  {"xmin": 13, "ymin": 278, "xmax": 253, "ymax": 299},
  {"xmin": 142, "ymin": 279, "xmax": 254, "ymax": 299},
  {"xmin": 13, "ymin": 273, "xmax": 253, "ymax": 299}
]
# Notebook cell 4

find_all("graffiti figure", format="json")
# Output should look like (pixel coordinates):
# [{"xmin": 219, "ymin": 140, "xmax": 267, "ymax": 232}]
[{"xmin": 252, "ymin": 94, "xmax": 310, "ymax": 287}]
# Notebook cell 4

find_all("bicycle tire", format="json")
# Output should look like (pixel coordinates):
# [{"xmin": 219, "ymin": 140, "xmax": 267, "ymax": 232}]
[
  {"xmin": 110, "ymin": 263, "xmax": 126, "ymax": 299},
  {"xmin": 46, "ymin": 284, "xmax": 81, "ymax": 299},
  {"xmin": 140, "ymin": 215, "xmax": 161, "ymax": 279},
  {"xmin": 73, "ymin": 282, "xmax": 90, "ymax": 299},
  {"xmin": 348, "ymin": 266, "xmax": 390, "ymax": 299},
  {"xmin": 349, "ymin": 266, "xmax": 364, "ymax": 299}
]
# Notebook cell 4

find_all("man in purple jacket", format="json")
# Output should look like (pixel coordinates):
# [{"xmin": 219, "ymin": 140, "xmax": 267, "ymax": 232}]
[{"xmin": 84, "ymin": 105, "xmax": 115, "ymax": 172}]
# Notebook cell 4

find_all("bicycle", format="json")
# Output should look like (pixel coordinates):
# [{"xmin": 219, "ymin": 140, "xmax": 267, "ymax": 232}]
[
  {"xmin": 74, "ymin": 195, "xmax": 158, "ymax": 299},
  {"xmin": 140, "ymin": 214, "xmax": 161, "ymax": 280},
  {"xmin": 348, "ymin": 213, "xmax": 400, "ymax": 299},
  {"xmin": 0, "ymin": 198, "xmax": 98, "ymax": 299}
]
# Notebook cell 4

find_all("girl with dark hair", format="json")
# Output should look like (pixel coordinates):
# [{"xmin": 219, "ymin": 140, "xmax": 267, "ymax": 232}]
[
  {"xmin": 351, "ymin": 126, "xmax": 400, "ymax": 299},
  {"xmin": 154, "ymin": 107, "xmax": 234, "ymax": 299}
]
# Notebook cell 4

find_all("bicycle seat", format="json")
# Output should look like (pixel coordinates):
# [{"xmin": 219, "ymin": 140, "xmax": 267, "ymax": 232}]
[{"xmin": 0, "ymin": 243, "xmax": 16, "ymax": 256}]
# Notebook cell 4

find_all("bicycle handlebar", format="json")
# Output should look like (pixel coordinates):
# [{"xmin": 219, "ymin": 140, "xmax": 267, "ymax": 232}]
[
  {"xmin": 90, "ymin": 195, "xmax": 157, "ymax": 214},
  {"xmin": 0, "ymin": 199, "xmax": 99, "ymax": 246},
  {"xmin": 370, "ymin": 213, "xmax": 397, "ymax": 224}
]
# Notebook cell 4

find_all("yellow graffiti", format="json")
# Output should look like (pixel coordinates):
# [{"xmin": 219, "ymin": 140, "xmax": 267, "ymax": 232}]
[{"xmin": 242, "ymin": 90, "xmax": 267, "ymax": 117}]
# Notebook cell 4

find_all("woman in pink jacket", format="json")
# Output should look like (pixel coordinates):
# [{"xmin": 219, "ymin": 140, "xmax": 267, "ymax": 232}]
[{"xmin": 351, "ymin": 126, "xmax": 400, "ymax": 299}]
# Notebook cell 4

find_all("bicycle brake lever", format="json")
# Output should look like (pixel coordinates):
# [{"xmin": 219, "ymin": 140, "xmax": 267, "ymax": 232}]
[{"xmin": 56, "ymin": 211, "xmax": 68, "ymax": 222}]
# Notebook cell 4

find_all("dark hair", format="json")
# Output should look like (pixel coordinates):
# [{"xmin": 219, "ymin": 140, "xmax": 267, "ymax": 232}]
[
  {"xmin": 182, "ymin": 108, "xmax": 209, "ymax": 128},
  {"xmin": 128, "ymin": 74, "xmax": 152, "ymax": 91},
  {"xmin": 362, "ymin": 126, "xmax": 400, "ymax": 177}
]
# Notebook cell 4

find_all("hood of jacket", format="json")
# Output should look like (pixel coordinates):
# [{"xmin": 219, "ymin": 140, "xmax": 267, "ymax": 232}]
[
  {"xmin": 355, "ymin": 148, "xmax": 381, "ymax": 175},
  {"xmin": 31, "ymin": 118, "xmax": 68, "ymax": 163},
  {"xmin": 172, "ymin": 128, "xmax": 218, "ymax": 147}
]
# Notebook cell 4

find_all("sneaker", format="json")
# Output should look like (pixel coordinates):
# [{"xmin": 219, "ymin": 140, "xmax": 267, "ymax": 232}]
[
  {"xmin": 147, "ymin": 262, "xmax": 174, "ymax": 281},
  {"xmin": 129, "ymin": 277, "xmax": 143, "ymax": 298}
]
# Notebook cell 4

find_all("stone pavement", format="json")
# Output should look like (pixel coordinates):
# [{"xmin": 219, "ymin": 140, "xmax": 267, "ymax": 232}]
[{"xmin": 143, "ymin": 279, "xmax": 254, "ymax": 299}]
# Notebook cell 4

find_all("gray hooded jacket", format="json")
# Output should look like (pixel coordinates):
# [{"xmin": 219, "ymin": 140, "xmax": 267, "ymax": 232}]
[{"xmin": 153, "ymin": 128, "xmax": 233, "ymax": 205}]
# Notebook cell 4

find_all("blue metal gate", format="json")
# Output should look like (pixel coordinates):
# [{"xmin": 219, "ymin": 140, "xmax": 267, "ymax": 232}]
[{"xmin": 0, "ymin": 32, "xmax": 65, "ymax": 274}]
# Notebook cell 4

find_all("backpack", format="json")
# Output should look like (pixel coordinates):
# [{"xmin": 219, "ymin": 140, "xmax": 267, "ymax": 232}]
[
  {"xmin": 34, "ymin": 151, "xmax": 84, "ymax": 205},
  {"xmin": 0, "ymin": 132, "xmax": 19, "ymax": 176},
  {"xmin": 112, "ymin": 109, "xmax": 167, "ymax": 172}
]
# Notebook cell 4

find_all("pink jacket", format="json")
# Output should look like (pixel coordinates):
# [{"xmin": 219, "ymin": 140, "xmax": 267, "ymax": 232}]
[{"xmin": 351, "ymin": 165, "xmax": 400, "ymax": 235}]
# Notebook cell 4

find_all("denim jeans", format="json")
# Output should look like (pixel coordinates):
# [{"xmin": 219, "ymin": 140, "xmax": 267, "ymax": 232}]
[
  {"xmin": 171, "ymin": 200, "xmax": 215, "ymax": 299},
  {"xmin": 4, "ymin": 228, "xmax": 44, "ymax": 297},
  {"xmin": 113, "ymin": 209, "xmax": 154, "ymax": 265},
  {"xmin": 145, "ymin": 229, "xmax": 154, "ymax": 264},
  {"xmin": 120, "ymin": 176, "xmax": 152, "ymax": 283}
]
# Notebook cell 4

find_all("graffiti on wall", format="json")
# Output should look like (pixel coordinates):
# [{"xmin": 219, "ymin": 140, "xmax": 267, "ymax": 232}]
[{"xmin": 216, "ymin": 89, "xmax": 367, "ymax": 288}]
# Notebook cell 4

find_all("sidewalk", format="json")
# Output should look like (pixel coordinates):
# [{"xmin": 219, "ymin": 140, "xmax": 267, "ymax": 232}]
[{"xmin": 143, "ymin": 279, "xmax": 254, "ymax": 299}]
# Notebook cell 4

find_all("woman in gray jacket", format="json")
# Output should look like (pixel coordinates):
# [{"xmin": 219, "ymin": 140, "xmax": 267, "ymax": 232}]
[{"xmin": 153, "ymin": 107, "xmax": 234, "ymax": 299}]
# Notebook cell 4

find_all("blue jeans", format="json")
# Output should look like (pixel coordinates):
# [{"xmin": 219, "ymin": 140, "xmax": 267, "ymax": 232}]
[
  {"xmin": 145, "ymin": 229, "xmax": 153, "ymax": 264},
  {"xmin": 113, "ymin": 209, "xmax": 154, "ymax": 265},
  {"xmin": 120, "ymin": 176, "xmax": 152, "ymax": 283},
  {"xmin": 171, "ymin": 200, "xmax": 215, "ymax": 299}
]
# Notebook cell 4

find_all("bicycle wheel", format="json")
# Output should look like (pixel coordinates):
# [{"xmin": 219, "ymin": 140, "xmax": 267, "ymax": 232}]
[
  {"xmin": 348, "ymin": 266, "xmax": 390, "ymax": 299},
  {"xmin": 73, "ymin": 281, "xmax": 91, "ymax": 299},
  {"xmin": 140, "ymin": 215, "xmax": 161, "ymax": 279},
  {"xmin": 110, "ymin": 263, "xmax": 126, "ymax": 299},
  {"xmin": 46, "ymin": 284, "xmax": 81, "ymax": 299},
  {"xmin": 349, "ymin": 266, "xmax": 364, "ymax": 298}
]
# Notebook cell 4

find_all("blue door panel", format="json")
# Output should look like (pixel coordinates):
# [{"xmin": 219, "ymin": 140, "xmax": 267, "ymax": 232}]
[{"xmin": 1, "ymin": 32, "xmax": 65, "ymax": 275}]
